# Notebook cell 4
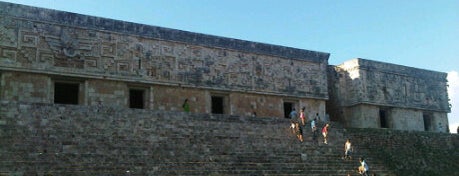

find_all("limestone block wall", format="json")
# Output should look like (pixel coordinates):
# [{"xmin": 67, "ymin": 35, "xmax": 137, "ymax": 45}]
[
  {"xmin": 2, "ymin": 101, "xmax": 345, "ymax": 175},
  {"xmin": 0, "ymin": 1, "xmax": 329, "ymax": 101},
  {"xmin": 336, "ymin": 58, "xmax": 449, "ymax": 112},
  {"xmin": 389, "ymin": 108, "xmax": 424, "ymax": 131},
  {"xmin": 326, "ymin": 65, "xmax": 343, "ymax": 122},
  {"xmin": 302, "ymin": 99, "xmax": 327, "ymax": 121},
  {"xmin": 347, "ymin": 128, "xmax": 459, "ymax": 176},
  {"xmin": 0, "ymin": 2, "xmax": 330, "ymax": 117},
  {"xmin": 335, "ymin": 102, "xmax": 449, "ymax": 132},
  {"xmin": 229, "ymin": 92, "xmax": 280, "ymax": 117},
  {"xmin": 343, "ymin": 104, "xmax": 380, "ymax": 128},
  {"xmin": 236, "ymin": 94, "xmax": 326, "ymax": 119},
  {"xmin": 0, "ymin": 70, "xmax": 326, "ymax": 118},
  {"xmin": 1, "ymin": 72, "xmax": 51, "ymax": 103},
  {"xmin": 328, "ymin": 59, "xmax": 450, "ymax": 131},
  {"xmin": 1, "ymin": 101, "xmax": 455, "ymax": 175},
  {"xmin": 86, "ymin": 79, "xmax": 129, "ymax": 107},
  {"xmin": 432, "ymin": 112, "xmax": 449, "ymax": 132},
  {"xmin": 152, "ymin": 85, "xmax": 207, "ymax": 112}
]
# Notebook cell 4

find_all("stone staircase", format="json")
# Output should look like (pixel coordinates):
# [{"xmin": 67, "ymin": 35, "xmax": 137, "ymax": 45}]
[{"xmin": 0, "ymin": 102, "xmax": 396, "ymax": 175}]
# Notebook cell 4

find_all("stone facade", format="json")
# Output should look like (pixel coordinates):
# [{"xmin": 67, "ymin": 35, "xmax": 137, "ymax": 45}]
[
  {"xmin": 327, "ymin": 58, "xmax": 450, "ymax": 132},
  {"xmin": 0, "ymin": 2, "xmax": 451, "ymax": 131},
  {"xmin": 0, "ymin": 2, "xmax": 329, "ymax": 118}
]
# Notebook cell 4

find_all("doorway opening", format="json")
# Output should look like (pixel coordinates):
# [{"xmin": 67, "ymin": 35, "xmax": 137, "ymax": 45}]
[
  {"xmin": 283, "ymin": 102, "xmax": 294, "ymax": 118},
  {"xmin": 379, "ymin": 109, "xmax": 388, "ymax": 128},
  {"xmin": 129, "ymin": 89, "xmax": 145, "ymax": 109},
  {"xmin": 211, "ymin": 96, "xmax": 224, "ymax": 114},
  {"xmin": 54, "ymin": 82, "xmax": 79, "ymax": 105},
  {"xmin": 423, "ymin": 112, "xmax": 432, "ymax": 131}
]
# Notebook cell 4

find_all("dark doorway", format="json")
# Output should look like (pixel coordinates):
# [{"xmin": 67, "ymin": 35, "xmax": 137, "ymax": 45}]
[
  {"xmin": 423, "ymin": 113, "xmax": 432, "ymax": 131},
  {"xmin": 379, "ymin": 110, "xmax": 388, "ymax": 128},
  {"xmin": 54, "ymin": 82, "xmax": 79, "ymax": 105},
  {"xmin": 211, "ymin": 96, "xmax": 224, "ymax": 114},
  {"xmin": 129, "ymin": 89, "xmax": 144, "ymax": 109},
  {"xmin": 283, "ymin": 102, "xmax": 293, "ymax": 118}
]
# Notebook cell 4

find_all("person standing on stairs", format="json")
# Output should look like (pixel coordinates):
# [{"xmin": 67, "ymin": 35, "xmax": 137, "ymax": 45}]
[
  {"xmin": 182, "ymin": 98, "xmax": 190, "ymax": 112},
  {"xmin": 295, "ymin": 121, "xmax": 304, "ymax": 142},
  {"xmin": 311, "ymin": 118, "xmax": 318, "ymax": 144},
  {"xmin": 321, "ymin": 123, "xmax": 329, "ymax": 144},
  {"xmin": 315, "ymin": 113, "xmax": 320, "ymax": 122},
  {"xmin": 289, "ymin": 108, "xmax": 298, "ymax": 119},
  {"xmin": 344, "ymin": 138, "xmax": 352, "ymax": 160},
  {"xmin": 311, "ymin": 118, "xmax": 317, "ymax": 132},
  {"xmin": 299, "ymin": 107, "xmax": 306, "ymax": 126},
  {"xmin": 290, "ymin": 120, "xmax": 296, "ymax": 135},
  {"xmin": 358, "ymin": 157, "xmax": 370, "ymax": 176},
  {"xmin": 289, "ymin": 108, "xmax": 298, "ymax": 135}
]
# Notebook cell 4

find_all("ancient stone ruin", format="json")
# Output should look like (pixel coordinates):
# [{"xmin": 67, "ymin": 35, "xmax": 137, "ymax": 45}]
[
  {"xmin": 0, "ymin": 2, "xmax": 456, "ymax": 176},
  {"xmin": 0, "ymin": 2, "xmax": 449, "ymax": 132}
]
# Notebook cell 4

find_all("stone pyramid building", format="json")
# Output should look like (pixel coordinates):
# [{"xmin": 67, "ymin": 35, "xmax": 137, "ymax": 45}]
[{"xmin": 0, "ymin": 1, "xmax": 450, "ymax": 132}]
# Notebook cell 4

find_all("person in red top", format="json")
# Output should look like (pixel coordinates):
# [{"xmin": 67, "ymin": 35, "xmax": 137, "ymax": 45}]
[
  {"xmin": 299, "ymin": 107, "xmax": 306, "ymax": 126},
  {"xmin": 322, "ymin": 123, "xmax": 330, "ymax": 144}
]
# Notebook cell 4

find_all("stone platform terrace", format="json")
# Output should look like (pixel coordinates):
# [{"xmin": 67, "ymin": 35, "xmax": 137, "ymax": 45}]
[{"xmin": 0, "ymin": 101, "xmax": 399, "ymax": 176}]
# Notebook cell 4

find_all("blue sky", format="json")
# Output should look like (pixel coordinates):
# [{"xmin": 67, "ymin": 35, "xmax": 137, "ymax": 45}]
[{"xmin": 3, "ymin": 0, "xmax": 459, "ymax": 132}]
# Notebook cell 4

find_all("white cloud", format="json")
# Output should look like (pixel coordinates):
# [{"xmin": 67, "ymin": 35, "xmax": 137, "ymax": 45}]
[
  {"xmin": 447, "ymin": 71, "xmax": 459, "ymax": 133},
  {"xmin": 450, "ymin": 122, "xmax": 459, "ymax": 134}
]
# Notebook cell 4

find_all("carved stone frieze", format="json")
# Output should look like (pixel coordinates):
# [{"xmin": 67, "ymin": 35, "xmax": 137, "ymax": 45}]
[
  {"xmin": 37, "ymin": 50, "xmax": 54, "ymax": 65},
  {"xmin": 84, "ymin": 57, "xmax": 98, "ymax": 69},
  {"xmin": 0, "ymin": 6, "xmax": 329, "ymax": 99},
  {"xmin": 0, "ymin": 17, "xmax": 17, "ymax": 48},
  {"xmin": 19, "ymin": 30, "xmax": 39, "ymax": 48},
  {"xmin": 148, "ymin": 56, "xmax": 175, "ymax": 81},
  {"xmin": 0, "ymin": 47, "xmax": 17, "ymax": 64},
  {"xmin": 44, "ymin": 27, "xmax": 97, "ymax": 60},
  {"xmin": 334, "ymin": 58, "xmax": 450, "ymax": 111},
  {"xmin": 17, "ymin": 47, "xmax": 37, "ymax": 63}
]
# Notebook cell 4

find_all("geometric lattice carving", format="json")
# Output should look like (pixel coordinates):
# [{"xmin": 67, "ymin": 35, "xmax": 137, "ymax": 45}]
[
  {"xmin": 18, "ymin": 47, "xmax": 37, "ymax": 63},
  {"xmin": 45, "ymin": 28, "xmax": 96, "ymax": 60},
  {"xmin": 19, "ymin": 30, "xmax": 38, "ymax": 47},
  {"xmin": 117, "ymin": 61, "xmax": 130, "ymax": 72},
  {"xmin": 85, "ymin": 58, "xmax": 98, "ymax": 68},
  {"xmin": 38, "ymin": 51, "xmax": 54, "ymax": 64},
  {"xmin": 101, "ymin": 43, "xmax": 116, "ymax": 57},
  {"xmin": 148, "ymin": 56, "xmax": 175, "ymax": 80},
  {"xmin": 0, "ymin": 48, "xmax": 17, "ymax": 63},
  {"xmin": 0, "ymin": 24, "xmax": 17, "ymax": 48}
]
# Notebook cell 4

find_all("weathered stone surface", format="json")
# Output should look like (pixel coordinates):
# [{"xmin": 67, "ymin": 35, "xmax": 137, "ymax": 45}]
[
  {"xmin": 333, "ymin": 58, "xmax": 449, "ymax": 112},
  {"xmin": 327, "ymin": 58, "xmax": 450, "ymax": 131},
  {"xmin": 348, "ymin": 128, "xmax": 459, "ymax": 176},
  {"xmin": 0, "ymin": 2, "xmax": 330, "ymax": 62},
  {"xmin": 2, "ymin": 101, "xmax": 457, "ymax": 175},
  {"xmin": 0, "ymin": 101, "xmax": 400, "ymax": 175},
  {"xmin": 0, "ymin": 1, "xmax": 329, "ymax": 100},
  {"xmin": 0, "ymin": 1, "xmax": 333, "ymax": 119},
  {"xmin": 0, "ymin": 2, "xmax": 451, "ymax": 133}
]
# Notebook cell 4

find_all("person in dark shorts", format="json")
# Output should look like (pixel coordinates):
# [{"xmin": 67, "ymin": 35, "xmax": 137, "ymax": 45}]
[{"xmin": 295, "ymin": 121, "xmax": 303, "ymax": 142}]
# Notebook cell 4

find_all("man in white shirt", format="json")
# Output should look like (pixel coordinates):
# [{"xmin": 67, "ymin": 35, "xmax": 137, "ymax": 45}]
[{"xmin": 358, "ymin": 157, "xmax": 369, "ymax": 176}]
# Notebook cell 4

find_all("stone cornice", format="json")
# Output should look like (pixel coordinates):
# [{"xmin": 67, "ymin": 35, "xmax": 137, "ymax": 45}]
[
  {"xmin": 342, "ymin": 101, "xmax": 451, "ymax": 113},
  {"xmin": 339, "ymin": 58, "xmax": 448, "ymax": 80}
]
